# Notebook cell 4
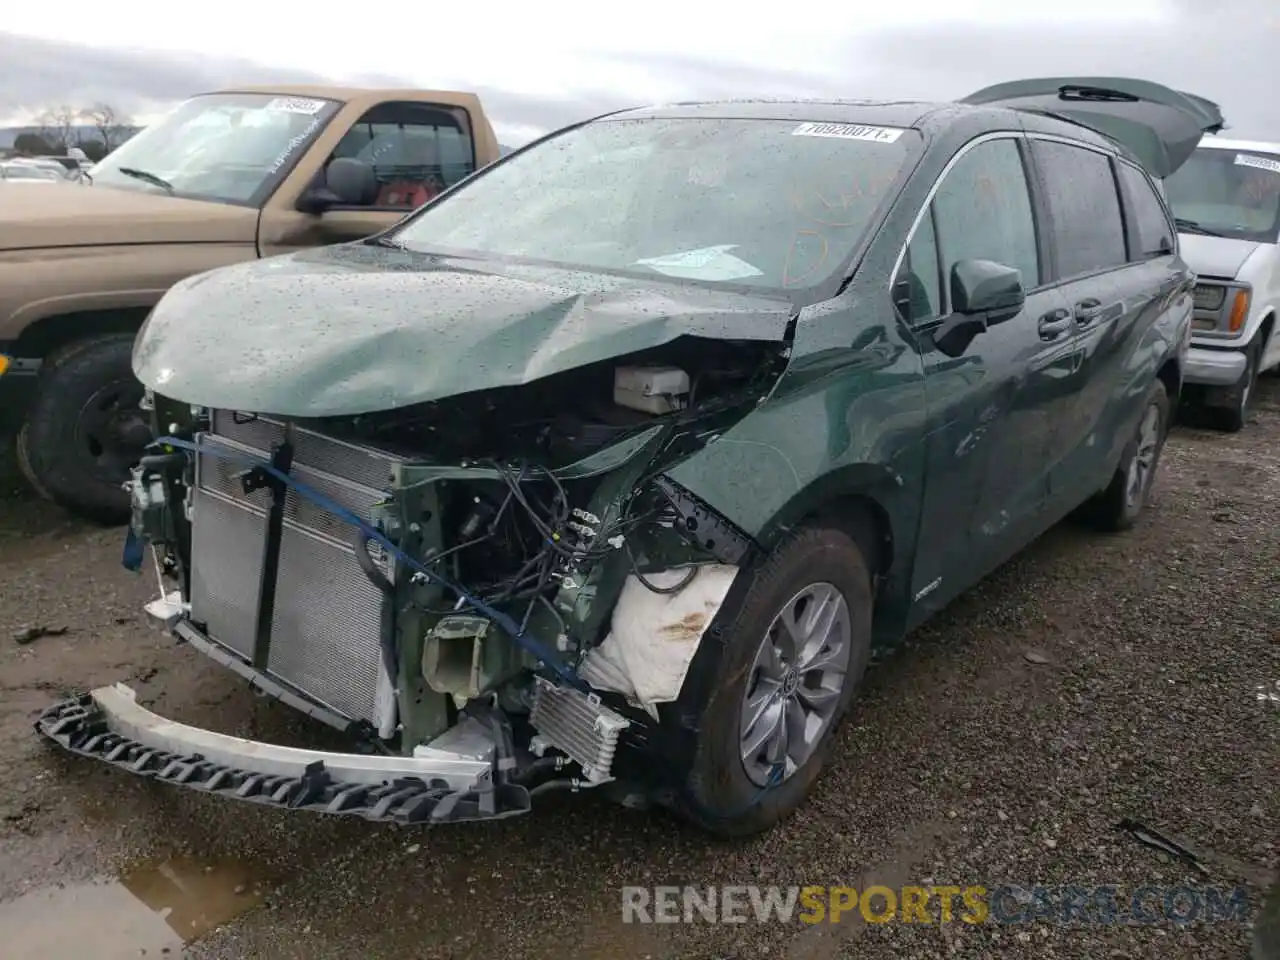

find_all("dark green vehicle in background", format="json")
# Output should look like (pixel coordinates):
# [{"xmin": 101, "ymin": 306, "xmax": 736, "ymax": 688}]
[{"xmin": 39, "ymin": 77, "xmax": 1222, "ymax": 836}]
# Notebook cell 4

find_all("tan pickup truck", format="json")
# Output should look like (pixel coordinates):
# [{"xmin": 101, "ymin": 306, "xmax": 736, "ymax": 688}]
[{"xmin": 0, "ymin": 84, "xmax": 501, "ymax": 522}]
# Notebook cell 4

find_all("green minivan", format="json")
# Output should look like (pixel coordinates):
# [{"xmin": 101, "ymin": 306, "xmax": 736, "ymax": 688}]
[{"xmin": 40, "ymin": 77, "xmax": 1221, "ymax": 836}]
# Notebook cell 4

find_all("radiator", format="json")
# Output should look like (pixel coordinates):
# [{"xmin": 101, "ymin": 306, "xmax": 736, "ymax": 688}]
[{"xmin": 189, "ymin": 410, "xmax": 402, "ymax": 727}]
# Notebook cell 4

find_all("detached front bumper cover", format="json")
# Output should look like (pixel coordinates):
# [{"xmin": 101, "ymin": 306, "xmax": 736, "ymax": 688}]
[{"xmin": 36, "ymin": 683, "xmax": 532, "ymax": 824}]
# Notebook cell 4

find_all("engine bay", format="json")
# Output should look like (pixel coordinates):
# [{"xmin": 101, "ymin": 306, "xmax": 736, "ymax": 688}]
[
  {"xmin": 126, "ymin": 333, "xmax": 785, "ymax": 798},
  {"xmin": 312, "ymin": 336, "xmax": 778, "ymax": 465}
]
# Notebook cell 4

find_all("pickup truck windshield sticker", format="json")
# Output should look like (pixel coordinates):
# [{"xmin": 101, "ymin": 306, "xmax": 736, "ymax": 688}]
[
  {"xmin": 792, "ymin": 122, "xmax": 904, "ymax": 143},
  {"xmin": 265, "ymin": 97, "xmax": 328, "ymax": 116},
  {"xmin": 1234, "ymin": 153, "xmax": 1280, "ymax": 174},
  {"xmin": 266, "ymin": 116, "xmax": 323, "ymax": 174},
  {"xmin": 634, "ymin": 245, "xmax": 764, "ymax": 281}
]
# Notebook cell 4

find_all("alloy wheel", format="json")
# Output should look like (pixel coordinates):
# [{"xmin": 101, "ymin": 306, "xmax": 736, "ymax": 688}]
[
  {"xmin": 739, "ymin": 582, "xmax": 853, "ymax": 787},
  {"xmin": 1125, "ymin": 402, "xmax": 1162, "ymax": 510}
]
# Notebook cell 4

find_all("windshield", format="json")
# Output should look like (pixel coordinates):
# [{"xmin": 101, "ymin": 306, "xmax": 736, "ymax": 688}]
[
  {"xmin": 1164, "ymin": 146, "xmax": 1280, "ymax": 242},
  {"xmin": 391, "ymin": 117, "xmax": 919, "ymax": 293},
  {"xmin": 90, "ymin": 92, "xmax": 342, "ymax": 206}
]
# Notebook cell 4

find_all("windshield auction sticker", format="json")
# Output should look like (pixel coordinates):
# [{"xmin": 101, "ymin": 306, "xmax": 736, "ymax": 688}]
[
  {"xmin": 265, "ymin": 97, "xmax": 328, "ymax": 116},
  {"xmin": 792, "ymin": 122, "xmax": 904, "ymax": 143},
  {"xmin": 1235, "ymin": 153, "xmax": 1280, "ymax": 174}
]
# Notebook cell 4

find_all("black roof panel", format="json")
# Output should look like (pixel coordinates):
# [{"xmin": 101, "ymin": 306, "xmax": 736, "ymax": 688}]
[{"xmin": 604, "ymin": 99, "xmax": 950, "ymax": 129}]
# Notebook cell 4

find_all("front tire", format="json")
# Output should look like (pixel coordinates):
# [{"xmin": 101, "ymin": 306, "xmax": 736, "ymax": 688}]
[
  {"xmin": 1083, "ymin": 380, "xmax": 1170, "ymax": 532},
  {"xmin": 1217, "ymin": 338, "xmax": 1258, "ymax": 433},
  {"xmin": 674, "ymin": 526, "xmax": 873, "ymax": 837},
  {"xmin": 16, "ymin": 334, "xmax": 149, "ymax": 525}
]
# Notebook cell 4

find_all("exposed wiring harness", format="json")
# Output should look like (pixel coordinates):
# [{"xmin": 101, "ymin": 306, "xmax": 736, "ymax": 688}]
[
  {"xmin": 151, "ymin": 435, "xmax": 588, "ymax": 691},
  {"xmin": 151, "ymin": 434, "xmax": 792, "ymax": 813},
  {"xmin": 623, "ymin": 540, "xmax": 708, "ymax": 595}
]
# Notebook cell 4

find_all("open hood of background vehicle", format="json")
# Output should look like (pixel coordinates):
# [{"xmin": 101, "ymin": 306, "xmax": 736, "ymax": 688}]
[
  {"xmin": 132, "ymin": 243, "xmax": 795, "ymax": 417},
  {"xmin": 960, "ymin": 77, "xmax": 1225, "ymax": 179}
]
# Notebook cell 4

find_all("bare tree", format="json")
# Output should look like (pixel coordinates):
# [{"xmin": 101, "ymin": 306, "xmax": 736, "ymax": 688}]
[
  {"xmin": 37, "ymin": 105, "xmax": 80, "ymax": 152},
  {"xmin": 85, "ymin": 102, "xmax": 132, "ymax": 153}
]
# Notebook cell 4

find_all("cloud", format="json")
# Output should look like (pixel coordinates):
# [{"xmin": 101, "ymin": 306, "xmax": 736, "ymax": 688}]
[
  {"xmin": 0, "ymin": 33, "xmax": 322, "ymax": 121},
  {"xmin": 0, "ymin": 32, "xmax": 618, "ymax": 140},
  {"xmin": 2, "ymin": 4, "xmax": 1277, "ymax": 143},
  {"xmin": 841, "ymin": 0, "xmax": 1278, "ymax": 138},
  {"xmin": 0, "ymin": 32, "xmax": 801, "ymax": 141}
]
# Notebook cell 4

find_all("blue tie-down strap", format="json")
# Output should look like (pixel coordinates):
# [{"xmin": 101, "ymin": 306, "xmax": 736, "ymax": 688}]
[
  {"xmin": 147, "ymin": 435, "xmax": 587, "ymax": 691},
  {"xmin": 121, "ymin": 526, "xmax": 145, "ymax": 572}
]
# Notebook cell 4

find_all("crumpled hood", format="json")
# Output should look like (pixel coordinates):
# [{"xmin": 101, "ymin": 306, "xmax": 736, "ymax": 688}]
[
  {"xmin": 0, "ymin": 182, "xmax": 257, "ymax": 252},
  {"xmin": 1178, "ymin": 232, "xmax": 1260, "ymax": 280},
  {"xmin": 133, "ymin": 243, "xmax": 796, "ymax": 416}
]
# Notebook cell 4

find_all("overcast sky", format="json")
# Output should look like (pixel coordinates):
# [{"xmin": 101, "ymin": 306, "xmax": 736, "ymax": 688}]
[{"xmin": 1, "ymin": 0, "xmax": 1275, "ymax": 144}]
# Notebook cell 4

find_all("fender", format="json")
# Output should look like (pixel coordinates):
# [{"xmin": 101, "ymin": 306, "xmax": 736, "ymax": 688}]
[{"xmin": 663, "ymin": 331, "xmax": 929, "ymax": 639}]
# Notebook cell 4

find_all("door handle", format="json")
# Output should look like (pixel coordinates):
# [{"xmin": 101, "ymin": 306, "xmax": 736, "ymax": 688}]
[
  {"xmin": 1074, "ymin": 298, "xmax": 1105, "ymax": 325},
  {"xmin": 1038, "ymin": 308, "xmax": 1071, "ymax": 340}
]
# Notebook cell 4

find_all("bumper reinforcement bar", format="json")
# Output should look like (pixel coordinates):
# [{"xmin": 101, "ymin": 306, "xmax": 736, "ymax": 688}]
[{"xmin": 36, "ymin": 683, "xmax": 533, "ymax": 824}]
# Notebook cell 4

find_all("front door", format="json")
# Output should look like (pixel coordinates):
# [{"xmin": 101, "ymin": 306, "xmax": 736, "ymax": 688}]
[
  {"xmin": 898, "ymin": 134, "xmax": 1077, "ymax": 622},
  {"xmin": 258, "ymin": 100, "xmax": 480, "ymax": 258}
]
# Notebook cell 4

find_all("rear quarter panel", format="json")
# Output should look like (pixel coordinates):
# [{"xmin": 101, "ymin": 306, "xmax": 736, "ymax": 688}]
[{"xmin": 1090, "ymin": 256, "xmax": 1192, "ymax": 487}]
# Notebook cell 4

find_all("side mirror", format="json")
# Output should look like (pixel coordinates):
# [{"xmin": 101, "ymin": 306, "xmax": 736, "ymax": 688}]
[
  {"xmin": 296, "ymin": 157, "xmax": 378, "ymax": 214},
  {"xmin": 933, "ymin": 259, "xmax": 1026, "ymax": 358},
  {"xmin": 951, "ymin": 259, "xmax": 1026, "ymax": 321}
]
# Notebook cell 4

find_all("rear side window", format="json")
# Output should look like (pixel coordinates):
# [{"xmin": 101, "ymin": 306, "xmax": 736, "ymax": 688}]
[
  {"xmin": 1117, "ymin": 162, "xmax": 1175, "ymax": 259},
  {"xmin": 1033, "ymin": 140, "xmax": 1127, "ymax": 278}
]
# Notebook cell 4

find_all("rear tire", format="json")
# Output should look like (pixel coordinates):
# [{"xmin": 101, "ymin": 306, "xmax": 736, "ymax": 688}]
[
  {"xmin": 673, "ymin": 526, "xmax": 873, "ymax": 837},
  {"xmin": 1081, "ymin": 380, "xmax": 1170, "ymax": 532},
  {"xmin": 16, "ymin": 334, "xmax": 149, "ymax": 525}
]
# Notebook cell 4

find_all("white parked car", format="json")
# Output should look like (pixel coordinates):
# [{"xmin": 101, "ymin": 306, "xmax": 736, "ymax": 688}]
[
  {"xmin": 1164, "ymin": 137, "xmax": 1280, "ymax": 430},
  {"xmin": 0, "ymin": 162, "xmax": 65, "ymax": 182}
]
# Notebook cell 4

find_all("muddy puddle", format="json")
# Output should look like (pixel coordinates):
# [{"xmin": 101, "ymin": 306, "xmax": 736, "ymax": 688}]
[{"xmin": 0, "ymin": 855, "xmax": 271, "ymax": 959}]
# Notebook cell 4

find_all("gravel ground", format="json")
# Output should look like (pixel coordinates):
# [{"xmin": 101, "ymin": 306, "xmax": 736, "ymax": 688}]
[{"xmin": 0, "ymin": 381, "xmax": 1276, "ymax": 960}]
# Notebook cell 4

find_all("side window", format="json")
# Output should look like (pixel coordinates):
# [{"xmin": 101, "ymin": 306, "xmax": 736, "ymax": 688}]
[
  {"xmin": 932, "ymin": 137, "xmax": 1041, "ymax": 300},
  {"xmin": 895, "ymin": 208, "xmax": 943, "ymax": 323},
  {"xmin": 327, "ymin": 101, "xmax": 476, "ymax": 209},
  {"xmin": 1033, "ymin": 140, "xmax": 1127, "ymax": 278},
  {"xmin": 1117, "ymin": 162, "xmax": 1175, "ymax": 259}
]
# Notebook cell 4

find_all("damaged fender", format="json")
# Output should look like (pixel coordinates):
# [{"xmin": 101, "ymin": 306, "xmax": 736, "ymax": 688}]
[{"xmin": 661, "ymin": 293, "xmax": 930, "ymax": 624}]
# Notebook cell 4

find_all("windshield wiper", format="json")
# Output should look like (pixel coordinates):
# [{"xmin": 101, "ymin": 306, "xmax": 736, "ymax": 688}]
[
  {"xmin": 1175, "ymin": 217, "xmax": 1225, "ymax": 238},
  {"xmin": 117, "ymin": 167, "xmax": 174, "ymax": 193}
]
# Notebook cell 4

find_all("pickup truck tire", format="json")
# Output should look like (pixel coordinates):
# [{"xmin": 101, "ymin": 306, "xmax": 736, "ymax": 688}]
[
  {"xmin": 1082, "ymin": 380, "xmax": 1171, "ymax": 532},
  {"xmin": 16, "ymin": 334, "xmax": 149, "ymax": 525},
  {"xmin": 674, "ymin": 526, "xmax": 873, "ymax": 837}
]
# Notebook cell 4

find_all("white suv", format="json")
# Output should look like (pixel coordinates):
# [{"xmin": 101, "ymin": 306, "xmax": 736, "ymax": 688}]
[{"xmin": 1164, "ymin": 137, "xmax": 1280, "ymax": 430}]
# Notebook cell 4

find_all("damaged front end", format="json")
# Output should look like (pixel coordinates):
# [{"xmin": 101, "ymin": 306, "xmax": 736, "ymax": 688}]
[{"xmin": 38, "ymin": 334, "xmax": 786, "ymax": 824}]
